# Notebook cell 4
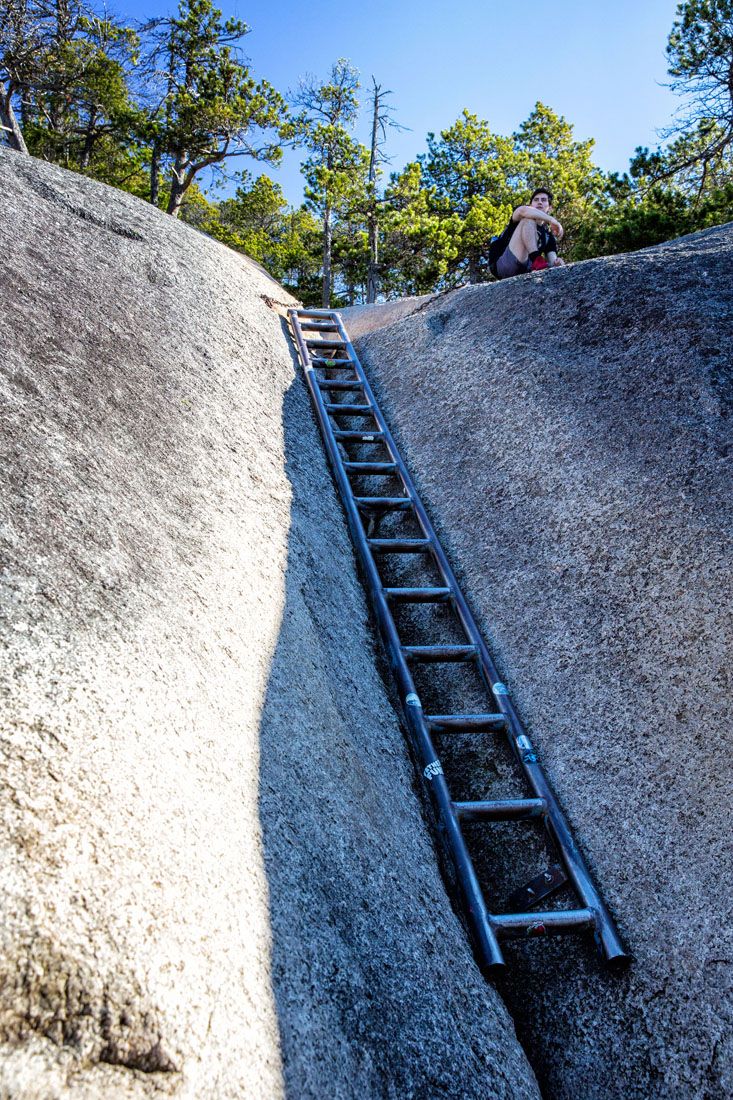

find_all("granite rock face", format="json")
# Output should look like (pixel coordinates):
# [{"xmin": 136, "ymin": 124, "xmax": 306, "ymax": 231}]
[
  {"xmin": 0, "ymin": 148, "xmax": 540, "ymax": 1099},
  {"xmin": 345, "ymin": 228, "xmax": 733, "ymax": 1100}
]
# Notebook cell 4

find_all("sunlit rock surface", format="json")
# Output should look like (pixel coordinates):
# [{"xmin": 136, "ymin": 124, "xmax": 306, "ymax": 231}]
[
  {"xmin": 0, "ymin": 148, "xmax": 539, "ymax": 1100},
  {"xmin": 345, "ymin": 230, "xmax": 733, "ymax": 1100}
]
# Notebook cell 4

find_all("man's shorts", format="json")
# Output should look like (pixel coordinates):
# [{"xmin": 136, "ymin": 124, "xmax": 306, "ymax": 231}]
[{"xmin": 494, "ymin": 247, "xmax": 531, "ymax": 280}]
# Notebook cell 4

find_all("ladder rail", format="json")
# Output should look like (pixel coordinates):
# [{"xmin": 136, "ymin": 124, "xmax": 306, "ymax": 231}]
[
  {"xmin": 326, "ymin": 311, "xmax": 627, "ymax": 966},
  {"xmin": 288, "ymin": 308, "xmax": 628, "ymax": 973},
  {"xmin": 288, "ymin": 309, "xmax": 504, "ymax": 969}
]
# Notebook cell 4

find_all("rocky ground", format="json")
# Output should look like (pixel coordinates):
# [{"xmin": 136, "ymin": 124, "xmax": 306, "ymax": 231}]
[
  {"xmin": 344, "ymin": 226, "xmax": 733, "ymax": 1100},
  {"xmin": 0, "ymin": 148, "xmax": 539, "ymax": 1099}
]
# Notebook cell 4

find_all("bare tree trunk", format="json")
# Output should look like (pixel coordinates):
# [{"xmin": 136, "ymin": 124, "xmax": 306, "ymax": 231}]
[
  {"xmin": 167, "ymin": 184, "xmax": 185, "ymax": 217},
  {"xmin": 167, "ymin": 155, "xmax": 187, "ymax": 216},
  {"xmin": 321, "ymin": 205, "xmax": 332, "ymax": 307},
  {"xmin": 79, "ymin": 108, "xmax": 97, "ymax": 169},
  {"xmin": 150, "ymin": 139, "xmax": 160, "ymax": 207},
  {"xmin": 1, "ymin": 83, "xmax": 28, "ymax": 154},
  {"xmin": 20, "ymin": 88, "xmax": 29, "ymax": 133},
  {"xmin": 468, "ymin": 249, "xmax": 480, "ymax": 284},
  {"xmin": 367, "ymin": 212, "xmax": 378, "ymax": 304},
  {"xmin": 366, "ymin": 82, "xmax": 381, "ymax": 303}
]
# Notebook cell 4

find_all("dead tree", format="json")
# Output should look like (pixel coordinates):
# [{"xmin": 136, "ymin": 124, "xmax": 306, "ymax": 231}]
[{"xmin": 366, "ymin": 78, "xmax": 405, "ymax": 304}]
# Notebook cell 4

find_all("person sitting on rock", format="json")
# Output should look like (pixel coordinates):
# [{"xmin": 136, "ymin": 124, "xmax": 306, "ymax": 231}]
[{"xmin": 489, "ymin": 187, "xmax": 566, "ymax": 279}]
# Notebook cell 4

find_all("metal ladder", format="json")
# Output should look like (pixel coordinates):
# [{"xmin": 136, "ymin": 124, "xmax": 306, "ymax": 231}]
[{"xmin": 288, "ymin": 307, "xmax": 628, "ymax": 974}]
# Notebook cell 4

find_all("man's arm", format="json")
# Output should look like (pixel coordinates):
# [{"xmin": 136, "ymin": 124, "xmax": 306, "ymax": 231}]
[
  {"xmin": 511, "ymin": 205, "xmax": 564, "ymax": 238},
  {"xmin": 545, "ymin": 251, "xmax": 566, "ymax": 268}
]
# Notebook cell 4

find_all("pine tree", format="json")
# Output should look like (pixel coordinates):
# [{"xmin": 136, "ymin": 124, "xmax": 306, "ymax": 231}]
[
  {"xmin": 419, "ymin": 110, "xmax": 517, "ymax": 283},
  {"xmin": 380, "ymin": 161, "xmax": 460, "ymax": 296},
  {"xmin": 293, "ymin": 58, "xmax": 368, "ymax": 307},
  {"xmin": 1, "ymin": 0, "xmax": 140, "ymax": 175},
  {"xmin": 146, "ymin": 0, "xmax": 286, "ymax": 217},
  {"xmin": 513, "ymin": 102, "xmax": 604, "ymax": 252}
]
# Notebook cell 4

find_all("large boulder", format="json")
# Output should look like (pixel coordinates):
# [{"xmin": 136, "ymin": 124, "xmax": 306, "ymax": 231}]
[
  {"xmin": 0, "ymin": 148, "xmax": 539, "ymax": 1099},
  {"xmin": 345, "ymin": 226, "xmax": 733, "ymax": 1100}
]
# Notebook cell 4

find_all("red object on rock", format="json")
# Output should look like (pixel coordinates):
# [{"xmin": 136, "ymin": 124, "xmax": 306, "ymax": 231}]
[{"xmin": 531, "ymin": 256, "xmax": 549, "ymax": 271}]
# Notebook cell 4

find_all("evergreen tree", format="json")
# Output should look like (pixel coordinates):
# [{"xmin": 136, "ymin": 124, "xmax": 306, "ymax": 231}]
[
  {"xmin": 630, "ymin": 121, "xmax": 733, "ymax": 198},
  {"xmin": 419, "ymin": 110, "xmax": 517, "ymax": 283},
  {"xmin": 217, "ymin": 170, "xmax": 289, "ymax": 256},
  {"xmin": 513, "ymin": 102, "xmax": 604, "ymax": 252},
  {"xmin": 293, "ymin": 59, "xmax": 369, "ymax": 306},
  {"xmin": 662, "ymin": 0, "xmax": 733, "ymax": 182},
  {"xmin": 180, "ymin": 171, "xmax": 323, "ymax": 301},
  {"xmin": 380, "ymin": 161, "xmax": 460, "ymax": 296},
  {"xmin": 0, "ymin": 0, "xmax": 44, "ymax": 151},
  {"xmin": 1, "ymin": 0, "xmax": 141, "ymax": 181},
  {"xmin": 146, "ymin": 0, "xmax": 287, "ymax": 217},
  {"xmin": 620, "ymin": 2, "xmax": 733, "ymax": 199}
]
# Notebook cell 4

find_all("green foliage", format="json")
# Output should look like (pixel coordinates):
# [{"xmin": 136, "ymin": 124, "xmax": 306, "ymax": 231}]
[
  {"xmin": 420, "ymin": 110, "xmax": 518, "ymax": 212},
  {"xmin": 631, "ymin": 121, "xmax": 733, "ymax": 197},
  {"xmin": 277, "ymin": 207, "xmax": 323, "ymax": 301},
  {"xmin": 218, "ymin": 171, "xmax": 289, "ymax": 255},
  {"xmin": 634, "ymin": 1, "xmax": 733, "ymax": 191},
  {"xmin": 380, "ymin": 161, "xmax": 461, "ymax": 295},
  {"xmin": 574, "ymin": 185, "xmax": 689, "ymax": 257},
  {"xmin": 513, "ymin": 102, "xmax": 604, "ymax": 252},
  {"xmin": 667, "ymin": 0, "xmax": 733, "ymax": 107},
  {"xmin": 573, "ymin": 2, "xmax": 733, "ymax": 261},
  {"xmin": 332, "ymin": 218, "xmax": 369, "ymax": 304},
  {"xmin": 179, "ymin": 172, "xmax": 323, "ymax": 300},
  {"xmin": 300, "ymin": 126, "xmax": 369, "ymax": 224},
  {"xmin": 294, "ymin": 58, "xmax": 365, "ymax": 212},
  {"xmin": 293, "ymin": 59, "xmax": 370, "ymax": 305},
  {"xmin": 575, "ymin": 178, "xmax": 733, "ymax": 258},
  {"xmin": 149, "ymin": 0, "xmax": 287, "ymax": 215},
  {"xmin": 5, "ymin": 6, "xmax": 733, "ymax": 299},
  {"xmin": 418, "ymin": 110, "xmax": 517, "ymax": 282},
  {"xmin": 1, "ymin": 0, "xmax": 145, "ymax": 185},
  {"xmin": 412, "ymin": 104, "xmax": 602, "ymax": 282}
]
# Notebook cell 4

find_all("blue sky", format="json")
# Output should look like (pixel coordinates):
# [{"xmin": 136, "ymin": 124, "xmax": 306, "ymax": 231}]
[{"xmin": 122, "ymin": 0, "xmax": 684, "ymax": 204}]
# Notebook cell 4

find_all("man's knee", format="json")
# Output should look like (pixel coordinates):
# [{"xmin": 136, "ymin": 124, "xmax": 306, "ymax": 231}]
[
  {"xmin": 520, "ymin": 218, "xmax": 538, "ymax": 244},
  {"xmin": 506, "ymin": 218, "xmax": 537, "ymax": 262}
]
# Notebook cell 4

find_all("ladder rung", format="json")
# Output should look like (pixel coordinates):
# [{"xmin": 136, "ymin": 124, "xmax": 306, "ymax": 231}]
[
  {"xmin": 318, "ymin": 379, "xmax": 363, "ymax": 391},
  {"xmin": 355, "ymin": 496, "xmax": 413, "ymax": 511},
  {"xmin": 492, "ymin": 909, "xmax": 595, "ymax": 938},
  {"xmin": 344, "ymin": 462, "xmax": 398, "ymax": 474},
  {"xmin": 368, "ymin": 538, "xmax": 433, "ymax": 553},
  {"xmin": 402, "ymin": 645, "xmax": 477, "ymax": 663},
  {"xmin": 385, "ymin": 587, "xmax": 452, "ymax": 603},
  {"xmin": 453, "ymin": 798, "xmax": 547, "ymax": 822},
  {"xmin": 426, "ymin": 713, "xmax": 508, "ymax": 731},
  {"xmin": 334, "ymin": 431, "xmax": 385, "ymax": 441},
  {"xmin": 325, "ymin": 403, "xmax": 374, "ymax": 417},
  {"xmin": 310, "ymin": 359, "xmax": 355, "ymax": 368},
  {"xmin": 290, "ymin": 308, "xmax": 629, "ymax": 973}
]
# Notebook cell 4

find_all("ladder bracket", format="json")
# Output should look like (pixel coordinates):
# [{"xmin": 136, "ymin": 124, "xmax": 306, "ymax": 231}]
[{"xmin": 506, "ymin": 864, "xmax": 568, "ymax": 912}]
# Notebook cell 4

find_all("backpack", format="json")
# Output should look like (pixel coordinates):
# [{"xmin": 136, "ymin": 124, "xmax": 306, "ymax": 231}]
[{"xmin": 488, "ymin": 218, "xmax": 516, "ymax": 272}]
